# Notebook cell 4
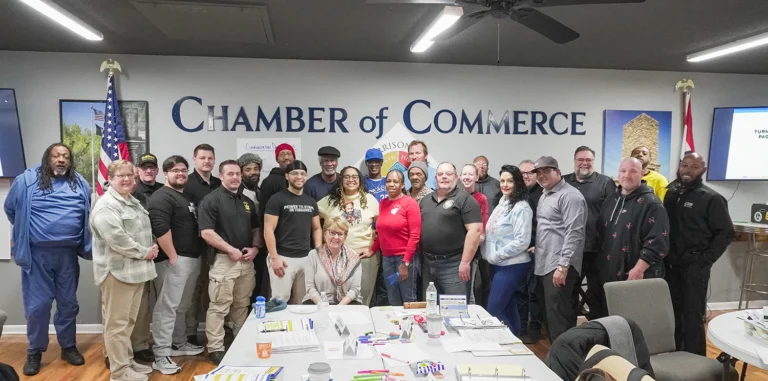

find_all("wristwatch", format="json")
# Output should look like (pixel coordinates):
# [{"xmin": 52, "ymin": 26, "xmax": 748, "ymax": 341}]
[{"xmin": 556, "ymin": 265, "xmax": 569, "ymax": 273}]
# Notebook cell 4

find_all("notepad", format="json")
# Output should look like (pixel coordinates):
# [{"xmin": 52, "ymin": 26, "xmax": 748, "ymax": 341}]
[
  {"xmin": 455, "ymin": 364, "xmax": 526, "ymax": 379},
  {"xmin": 258, "ymin": 319, "xmax": 313, "ymax": 333},
  {"xmin": 194, "ymin": 365, "xmax": 284, "ymax": 381},
  {"xmin": 268, "ymin": 330, "xmax": 321, "ymax": 353},
  {"xmin": 459, "ymin": 327, "xmax": 521, "ymax": 345}
]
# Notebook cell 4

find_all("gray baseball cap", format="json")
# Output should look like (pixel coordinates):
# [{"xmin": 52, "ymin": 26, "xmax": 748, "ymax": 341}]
[{"xmin": 533, "ymin": 156, "xmax": 559, "ymax": 172}]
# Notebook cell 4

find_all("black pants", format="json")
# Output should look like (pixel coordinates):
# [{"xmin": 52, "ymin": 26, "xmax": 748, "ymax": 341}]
[
  {"xmin": 371, "ymin": 250, "xmax": 389, "ymax": 307},
  {"xmin": 251, "ymin": 247, "xmax": 270, "ymax": 303},
  {"xmin": 541, "ymin": 267, "xmax": 579, "ymax": 343},
  {"xmin": 666, "ymin": 262, "xmax": 711, "ymax": 356},
  {"xmin": 571, "ymin": 251, "xmax": 606, "ymax": 320},
  {"xmin": 473, "ymin": 257, "xmax": 492, "ymax": 309},
  {"xmin": 516, "ymin": 257, "xmax": 543, "ymax": 332}
]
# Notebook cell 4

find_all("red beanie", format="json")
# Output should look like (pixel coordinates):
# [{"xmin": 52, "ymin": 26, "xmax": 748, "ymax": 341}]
[{"xmin": 275, "ymin": 143, "xmax": 295, "ymax": 160}]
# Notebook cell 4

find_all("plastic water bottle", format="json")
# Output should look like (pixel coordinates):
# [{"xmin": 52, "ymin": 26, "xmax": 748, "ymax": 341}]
[
  {"xmin": 316, "ymin": 292, "xmax": 330, "ymax": 329},
  {"xmin": 319, "ymin": 292, "xmax": 330, "ymax": 310},
  {"xmin": 426, "ymin": 282, "xmax": 438, "ymax": 315},
  {"xmin": 254, "ymin": 296, "xmax": 266, "ymax": 319}
]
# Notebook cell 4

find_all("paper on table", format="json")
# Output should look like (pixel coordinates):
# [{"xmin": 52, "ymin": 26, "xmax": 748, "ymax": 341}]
[
  {"xmin": 394, "ymin": 310, "xmax": 424, "ymax": 317},
  {"xmin": 757, "ymin": 347, "xmax": 768, "ymax": 365},
  {"xmin": 459, "ymin": 327, "xmax": 522, "ymax": 344},
  {"xmin": 442, "ymin": 337, "xmax": 504, "ymax": 353},
  {"xmin": 269, "ymin": 330, "xmax": 321, "ymax": 352},
  {"xmin": 194, "ymin": 365, "xmax": 283, "ymax": 381},
  {"xmin": 471, "ymin": 344, "xmax": 533, "ymax": 356},
  {"xmin": 323, "ymin": 341, "xmax": 374, "ymax": 360},
  {"xmin": 328, "ymin": 311, "xmax": 371, "ymax": 325},
  {"xmin": 374, "ymin": 343, "xmax": 430, "ymax": 366}
]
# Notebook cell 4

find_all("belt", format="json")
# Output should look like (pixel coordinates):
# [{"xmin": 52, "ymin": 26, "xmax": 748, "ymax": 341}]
[{"xmin": 423, "ymin": 252, "xmax": 461, "ymax": 261}]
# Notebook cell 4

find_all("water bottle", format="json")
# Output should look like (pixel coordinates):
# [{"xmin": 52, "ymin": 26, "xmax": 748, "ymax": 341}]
[
  {"xmin": 426, "ymin": 282, "xmax": 438, "ymax": 315},
  {"xmin": 254, "ymin": 296, "xmax": 266, "ymax": 319},
  {"xmin": 319, "ymin": 292, "xmax": 330, "ymax": 310}
]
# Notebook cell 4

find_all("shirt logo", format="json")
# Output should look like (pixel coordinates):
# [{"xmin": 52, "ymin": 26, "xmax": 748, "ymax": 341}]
[
  {"xmin": 683, "ymin": 202, "xmax": 694, "ymax": 208},
  {"xmin": 243, "ymin": 202, "xmax": 251, "ymax": 213},
  {"xmin": 443, "ymin": 200, "xmax": 454, "ymax": 209},
  {"xmin": 391, "ymin": 205, "xmax": 401, "ymax": 215}
]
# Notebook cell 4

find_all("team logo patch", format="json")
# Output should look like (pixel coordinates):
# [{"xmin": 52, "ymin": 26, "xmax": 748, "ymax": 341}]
[
  {"xmin": 243, "ymin": 202, "xmax": 251, "ymax": 213},
  {"xmin": 443, "ymin": 200, "xmax": 454, "ymax": 209}
]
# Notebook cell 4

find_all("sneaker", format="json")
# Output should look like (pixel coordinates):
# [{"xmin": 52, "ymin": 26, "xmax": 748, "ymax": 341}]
[
  {"xmin": 152, "ymin": 356, "xmax": 181, "ymax": 375},
  {"xmin": 187, "ymin": 334, "xmax": 201, "ymax": 346},
  {"xmin": 209, "ymin": 351, "xmax": 225, "ymax": 365},
  {"xmin": 110, "ymin": 367, "xmax": 149, "ymax": 381},
  {"xmin": 171, "ymin": 342, "xmax": 205, "ymax": 356},
  {"xmin": 521, "ymin": 330, "xmax": 542, "ymax": 344},
  {"xmin": 23, "ymin": 353, "xmax": 42, "ymax": 376},
  {"xmin": 61, "ymin": 346, "xmax": 85, "ymax": 366},
  {"xmin": 133, "ymin": 349, "xmax": 154, "ymax": 363},
  {"xmin": 130, "ymin": 360, "xmax": 153, "ymax": 374}
]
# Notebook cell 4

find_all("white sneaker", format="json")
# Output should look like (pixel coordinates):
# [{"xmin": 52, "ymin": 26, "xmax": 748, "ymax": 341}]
[
  {"xmin": 152, "ymin": 356, "xmax": 181, "ymax": 375},
  {"xmin": 130, "ymin": 360, "xmax": 153, "ymax": 375},
  {"xmin": 110, "ymin": 367, "xmax": 149, "ymax": 381},
  {"xmin": 170, "ymin": 342, "xmax": 205, "ymax": 356}
]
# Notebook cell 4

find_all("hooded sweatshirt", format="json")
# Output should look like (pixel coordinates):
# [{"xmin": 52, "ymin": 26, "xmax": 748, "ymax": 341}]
[
  {"xmin": 258, "ymin": 167, "xmax": 288, "ymax": 226},
  {"xmin": 475, "ymin": 175, "xmax": 501, "ymax": 211},
  {"xmin": 596, "ymin": 183, "xmax": 670, "ymax": 283}
]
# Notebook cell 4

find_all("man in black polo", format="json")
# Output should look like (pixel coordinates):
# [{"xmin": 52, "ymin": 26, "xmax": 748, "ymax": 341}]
[
  {"xmin": 664, "ymin": 153, "xmax": 734, "ymax": 356},
  {"xmin": 184, "ymin": 143, "xmax": 221, "ymax": 345},
  {"xmin": 517, "ymin": 159, "xmax": 545, "ymax": 343},
  {"xmin": 563, "ymin": 146, "xmax": 616, "ymax": 319},
  {"xmin": 419, "ymin": 162, "xmax": 483, "ymax": 300},
  {"xmin": 198, "ymin": 160, "xmax": 259, "ymax": 365},
  {"xmin": 133, "ymin": 153, "xmax": 163, "ymax": 208}
]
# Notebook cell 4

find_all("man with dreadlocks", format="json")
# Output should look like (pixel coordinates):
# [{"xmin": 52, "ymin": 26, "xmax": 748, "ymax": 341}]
[{"xmin": 4, "ymin": 143, "xmax": 92, "ymax": 376}]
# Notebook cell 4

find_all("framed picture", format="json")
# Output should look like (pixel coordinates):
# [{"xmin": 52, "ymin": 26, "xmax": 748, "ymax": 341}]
[
  {"xmin": 59, "ymin": 100, "xmax": 149, "ymax": 189},
  {"xmin": 602, "ymin": 110, "xmax": 672, "ymax": 180}
]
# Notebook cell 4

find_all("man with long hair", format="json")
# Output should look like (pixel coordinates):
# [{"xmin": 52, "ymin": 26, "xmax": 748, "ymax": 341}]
[{"xmin": 4, "ymin": 143, "xmax": 92, "ymax": 376}]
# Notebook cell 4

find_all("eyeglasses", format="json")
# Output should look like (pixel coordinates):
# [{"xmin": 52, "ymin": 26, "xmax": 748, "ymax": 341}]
[
  {"xmin": 113, "ymin": 174, "xmax": 135, "ymax": 180},
  {"xmin": 166, "ymin": 169, "xmax": 187, "ymax": 174},
  {"xmin": 326, "ymin": 231, "xmax": 345, "ymax": 238},
  {"xmin": 576, "ymin": 159, "xmax": 594, "ymax": 164},
  {"xmin": 343, "ymin": 175, "xmax": 360, "ymax": 181},
  {"xmin": 522, "ymin": 172, "xmax": 535, "ymax": 177}
]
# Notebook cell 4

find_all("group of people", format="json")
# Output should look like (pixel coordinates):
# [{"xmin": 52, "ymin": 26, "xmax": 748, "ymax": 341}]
[{"xmin": 4, "ymin": 139, "xmax": 734, "ymax": 381}]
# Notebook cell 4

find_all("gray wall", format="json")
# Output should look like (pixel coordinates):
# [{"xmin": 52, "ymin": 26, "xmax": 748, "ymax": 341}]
[{"xmin": 1, "ymin": 51, "xmax": 767, "ymax": 325}]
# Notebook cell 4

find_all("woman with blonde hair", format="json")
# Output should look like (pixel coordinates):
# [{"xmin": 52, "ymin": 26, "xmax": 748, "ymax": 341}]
[{"xmin": 303, "ymin": 216, "xmax": 362, "ymax": 305}]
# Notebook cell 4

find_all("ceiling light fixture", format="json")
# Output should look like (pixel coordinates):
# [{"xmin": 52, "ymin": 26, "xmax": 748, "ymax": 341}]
[
  {"xmin": 19, "ymin": 0, "xmax": 103, "ymax": 41},
  {"xmin": 687, "ymin": 31, "xmax": 768, "ymax": 63},
  {"xmin": 410, "ymin": 6, "xmax": 463, "ymax": 53}
]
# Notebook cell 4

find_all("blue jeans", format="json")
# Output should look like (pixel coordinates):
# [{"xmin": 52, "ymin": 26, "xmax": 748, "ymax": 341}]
[
  {"xmin": 381, "ymin": 255, "xmax": 417, "ymax": 306},
  {"xmin": 422, "ymin": 255, "xmax": 470, "ymax": 300},
  {"xmin": 488, "ymin": 261, "xmax": 532, "ymax": 336},
  {"xmin": 22, "ymin": 246, "xmax": 80, "ymax": 354}
]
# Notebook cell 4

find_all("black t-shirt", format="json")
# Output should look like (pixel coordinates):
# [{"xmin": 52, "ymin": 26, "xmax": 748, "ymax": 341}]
[
  {"xmin": 184, "ymin": 170, "xmax": 222, "ymax": 206},
  {"xmin": 419, "ymin": 187, "xmax": 482, "ymax": 256},
  {"xmin": 147, "ymin": 186, "xmax": 200, "ymax": 261},
  {"xmin": 264, "ymin": 189, "xmax": 318, "ymax": 258},
  {"xmin": 198, "ymin": 187, "xmax": 259, "ymax": 251}
]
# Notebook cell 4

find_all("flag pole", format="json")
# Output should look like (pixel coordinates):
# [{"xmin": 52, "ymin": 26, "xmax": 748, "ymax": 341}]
[
  {"xmin": 90, "ymin": 104, "xmax": 95, "ymax": 193},
  {"xmin": 675, "ymin": 78, "xmax": 695, "ymax": 159}
]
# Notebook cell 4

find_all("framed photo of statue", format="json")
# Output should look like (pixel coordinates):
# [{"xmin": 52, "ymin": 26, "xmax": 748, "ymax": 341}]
[
  {"xmin": 602, "ymin": 110, "xmax": 672, "ymax": 181},
  {"xmin": 59, "ymin": 100, "xmax": 149, "ymax": 189}
]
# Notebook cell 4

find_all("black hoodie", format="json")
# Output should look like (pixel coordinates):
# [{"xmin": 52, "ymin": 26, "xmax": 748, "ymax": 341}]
[
  {"xmin": 258, "ymin": 167, "xmax": 288, "ymax": 226},
  {"xmin": 596, "ymin": 183, "xmax": 670, "ymax": 283}
]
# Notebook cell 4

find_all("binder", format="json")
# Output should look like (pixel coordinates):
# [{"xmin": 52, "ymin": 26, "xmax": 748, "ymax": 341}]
[{"xmin": 455, "ymin": 364, "xmax": 527, "ymax": 380}]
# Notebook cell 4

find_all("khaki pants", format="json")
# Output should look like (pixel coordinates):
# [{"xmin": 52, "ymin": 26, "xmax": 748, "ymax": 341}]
[
  {"xmin": 360, "ymin": 253, "xmax": 380, "ymax": 306},
  {"xmin": 101, "ymin": 274, "xmax": 144, "ymax": 378},
  {"xmin": 267, "ymin": 255, "xmax": 310, "ymax": 305},
  {"xmin": 130, "ymin": 280, "xmax": 152, "ymax": 351},
  {"xmin": 205, "ymin": 254, "xmax": 255, "ymax": 352}
]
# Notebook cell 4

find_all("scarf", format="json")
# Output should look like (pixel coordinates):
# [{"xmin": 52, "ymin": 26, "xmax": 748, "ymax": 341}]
[{"xmin": 317, "ymin": 244, "xmax": 361, "ymax": 303}]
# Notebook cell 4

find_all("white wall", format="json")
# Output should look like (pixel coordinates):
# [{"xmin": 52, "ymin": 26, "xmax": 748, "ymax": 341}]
[{"xmin": 1, "ymin": 50, "xmax": 767, "ymax": 325}]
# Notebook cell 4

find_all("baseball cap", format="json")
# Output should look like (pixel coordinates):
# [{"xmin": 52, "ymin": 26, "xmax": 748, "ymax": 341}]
[
  {"xmin": 533, "ymin": 156, "xmax": 559, "ymax": 172},
  {"xmin": 365, "ymin": 148, "xmax": 383, "ymax": 162},
  {"xmin": 407, "ymin": 161, "xmax": 428, "ymax": 177},
  {"xmin": 317, "ymin": 146, "xmax": 341, "ymax": 158},
  {"xmin": 139, "ymin": 153, "xmax": 158, "ymax": 167}
]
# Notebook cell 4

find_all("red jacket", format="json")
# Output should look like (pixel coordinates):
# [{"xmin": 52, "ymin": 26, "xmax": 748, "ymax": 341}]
[{"xmin": 472, "ymin": 191, "xmax": 490, "ymax": 231}]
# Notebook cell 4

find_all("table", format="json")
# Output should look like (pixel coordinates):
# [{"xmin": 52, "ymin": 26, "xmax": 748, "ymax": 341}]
[
  {"xmin": 708, "ymin": 310, "xmax": 768, "ymax": 381},
  {"xmin": 221, "ymin": 305, "xmax": 385, "ymax": 381},
  {"xmin": 370, "ymin": 305, "xmax": 563, "ymax": 381},
  {"xmin": 734, "ymin": 222, "xmax": 768, "ymax": 310}
]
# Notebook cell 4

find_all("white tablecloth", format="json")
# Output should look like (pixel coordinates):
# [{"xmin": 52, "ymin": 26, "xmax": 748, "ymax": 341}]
[
  {"xmin": 221, "ymin": 305, "xmax": 385, "ymax": 381},
  {"xmin": 370, "ymin": 305, "xmax": 563, "ymax": 381}
]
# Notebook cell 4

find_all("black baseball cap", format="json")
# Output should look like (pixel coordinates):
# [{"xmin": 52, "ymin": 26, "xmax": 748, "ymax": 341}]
[{"xmin": 139, "ymin": 153, "xmax": 158, "ymax": 167}]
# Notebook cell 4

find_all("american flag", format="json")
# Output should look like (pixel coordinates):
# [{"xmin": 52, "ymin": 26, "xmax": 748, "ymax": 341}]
[
  {"xmin": 93, "ymin": 109, "xmax": 105, "ymax": 121},
  {"xmin": 96, "ymin": 74, "xmax": 130, "ymax": 195}
]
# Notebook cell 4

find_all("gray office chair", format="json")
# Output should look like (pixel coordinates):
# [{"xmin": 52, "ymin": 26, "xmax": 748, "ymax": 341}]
[
  {"xmin": 604, "ymin": 279, "xmax": 737, "ymax": 381},
  {"xmin": 0, "ymin": 309, "xmax": 6, "ymax": 338}
]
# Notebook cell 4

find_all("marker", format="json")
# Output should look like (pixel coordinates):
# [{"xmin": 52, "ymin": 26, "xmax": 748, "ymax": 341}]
[
  {"xmin": 381, "ymin": 353, "xmax": 411, "ymax": 364},
  {"xmin": 357, "ymin": 370, "xmax": 389, "ymax": 374}
]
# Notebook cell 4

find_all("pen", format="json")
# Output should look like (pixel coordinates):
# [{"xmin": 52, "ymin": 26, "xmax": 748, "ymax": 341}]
[
  {"xmin": 357, "ymin": 370, "xmax": 389, "ymax": 374},
  {"xmin": 380, "ymin": 353, "xmax": 410, "ymax": 364}
]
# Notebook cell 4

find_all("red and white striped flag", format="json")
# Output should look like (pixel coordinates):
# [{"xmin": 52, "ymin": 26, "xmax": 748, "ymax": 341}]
[
  {"xmin": 680, "ymin": 91, "xmax": 695, "ymax": 159},
  {"xmin": 96, "ymin": 74, "xmax": 131, "ymax": 195}
]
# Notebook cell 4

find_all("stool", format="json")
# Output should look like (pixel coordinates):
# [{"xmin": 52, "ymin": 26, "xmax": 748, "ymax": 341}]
[{"xmin": 736, "ymin": 222, "xmax": 768, "ymax": 310}]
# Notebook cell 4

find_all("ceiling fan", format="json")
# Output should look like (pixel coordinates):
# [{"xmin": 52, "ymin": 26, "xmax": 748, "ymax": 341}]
[{"xmin": 368, "ymin": 0, "xmax": 646, "ymax": 44}]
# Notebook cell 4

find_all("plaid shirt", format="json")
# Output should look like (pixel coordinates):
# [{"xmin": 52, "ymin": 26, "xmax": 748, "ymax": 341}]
[{"xmin": 90, "ymin": 187, "xmax": 157, "ymax": 285}]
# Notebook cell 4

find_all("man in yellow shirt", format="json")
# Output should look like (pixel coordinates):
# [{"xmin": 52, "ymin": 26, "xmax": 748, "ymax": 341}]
[{"xmin": 631, "ymin": 146, "xmax": 669, "ymax": 201}]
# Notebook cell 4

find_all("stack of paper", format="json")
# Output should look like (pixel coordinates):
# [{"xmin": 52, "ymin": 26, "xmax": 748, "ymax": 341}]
[
  {"xmin": 258, "ymin": 319, "xmax": 314, "ymax": 333},
  {"xmin": 446, "ymin": 317, "xmax": 505, "ymax": 329},
  {"xmin": 194, "ymin": 365, "xmax": 284, "ymax": 381},
  {"xmin": 442, "ymin": 337, "xmax": 505, "ymax": 353},
  {"xmin": 268, "ymin": 330, "xmax": 321, "ymax": 353},
  {"xmin": 459, "ymin": 327, "xmax": 521, "ymax": 345}
]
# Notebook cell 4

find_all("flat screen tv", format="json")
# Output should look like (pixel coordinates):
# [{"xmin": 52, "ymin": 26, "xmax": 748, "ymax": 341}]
[
  {"xmin": 708, "ymin": 106, "xmax": 768, "ymax": 181},
  {"xmin": 0, "ymin": 89, "xmax": 27, "ymax": 178}
]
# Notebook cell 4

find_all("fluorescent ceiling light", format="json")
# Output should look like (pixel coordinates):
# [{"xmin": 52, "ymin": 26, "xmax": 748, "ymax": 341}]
[
  {"xmin": 410, "ymin": 6, "xmax": 463, "ymax": 53},
  {"xmin": 19, "ymin": 0, "xmax": 103, "ymax": 41},
  {"xmin": 687, "ymin": 31, "xmax": 768, "ymax": 62}
]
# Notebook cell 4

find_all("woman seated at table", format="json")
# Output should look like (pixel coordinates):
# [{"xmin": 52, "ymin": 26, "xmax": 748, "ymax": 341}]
[{"xmin": 303, "ymin": 216, "xmax": 363, "ymax": 305}]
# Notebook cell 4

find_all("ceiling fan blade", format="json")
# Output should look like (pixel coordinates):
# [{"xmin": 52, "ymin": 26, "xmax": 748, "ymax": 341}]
[
  {"xmin": 366, "ymin": 0, "xmax": 457, "ymax": 4},
  {"xmin": 526, "ymin": 0, "xmax": 645, "ymax": 7},
  {"xmin": 510, "ymin": 7, "xmax": 579, "ymax": 44},
  {"xmin": 432, "ymin": 10, "xmax": 490, "ymax": 41}
]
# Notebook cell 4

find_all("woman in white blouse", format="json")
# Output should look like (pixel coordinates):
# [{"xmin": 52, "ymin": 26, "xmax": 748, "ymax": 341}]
[{"xmin": 303, "ymin": 216, "xmax": 363, "ymax": 305}]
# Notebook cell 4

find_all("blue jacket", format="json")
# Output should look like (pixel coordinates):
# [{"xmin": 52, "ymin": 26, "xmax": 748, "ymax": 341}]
[{"xmin": 4, "ymin": 164, "xmax": 92, "ymax": 272}]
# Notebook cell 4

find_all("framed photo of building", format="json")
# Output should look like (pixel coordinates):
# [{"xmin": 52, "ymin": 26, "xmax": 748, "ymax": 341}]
[
  {"xmin": 59, "ymin": 99, "xmax": 149, "ymax": 189},
  {"xmin": 603, "ymin": 110, "xmax": 672, "ymax": 180}
]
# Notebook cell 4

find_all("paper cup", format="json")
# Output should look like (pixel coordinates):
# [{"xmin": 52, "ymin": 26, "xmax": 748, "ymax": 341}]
[{"xmin": 257, "ymin": 339, "xmax": 272, "ymax": 359}]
